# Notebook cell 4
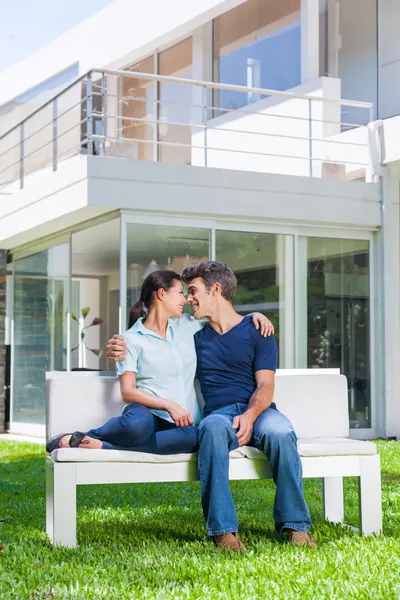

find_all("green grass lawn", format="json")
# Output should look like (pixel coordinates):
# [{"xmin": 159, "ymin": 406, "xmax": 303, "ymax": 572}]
[{"xmin": 1, "ymin": 440, "xmax": 400, "ymax": 600}]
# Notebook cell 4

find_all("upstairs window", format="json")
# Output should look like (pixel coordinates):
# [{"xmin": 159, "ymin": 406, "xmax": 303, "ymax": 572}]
[{"xmin": 213, "ymin": 0, "xmax": 301, "ymax": 111}]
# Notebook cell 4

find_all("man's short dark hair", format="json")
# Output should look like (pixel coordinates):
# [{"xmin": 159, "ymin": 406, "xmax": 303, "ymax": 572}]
[{"xmin": 182, "ymin": 261, "xmax": 237, "ymax": 301}]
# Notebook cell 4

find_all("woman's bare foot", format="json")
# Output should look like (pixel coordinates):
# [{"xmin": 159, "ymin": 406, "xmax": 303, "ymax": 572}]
[
  {"xmin": 78, "ymin": 436, "xmax": 102, "ymax": 449},
  {"xmin": 58, "ymin": 434, "xmax": 102, "ymax": 449}
]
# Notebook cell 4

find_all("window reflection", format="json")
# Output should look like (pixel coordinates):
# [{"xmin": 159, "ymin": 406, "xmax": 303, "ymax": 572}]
[
  {"xmin": 126, "ymin": 224, "xmax": 210, "ymax": 323},
  {"xmin": 306, "ymin": 238, "xmax": 370, "ymax": 428},
  {"xmin": 159, "ymin": 38, "xmax": 193, "ymax": 164},
  {"xmin": 213, "ymin": 0, "xmax": 301, "ymax": 112},
  {"xmin": 216, "ymin": 230, "xmax": 284, "ymax": 363}
]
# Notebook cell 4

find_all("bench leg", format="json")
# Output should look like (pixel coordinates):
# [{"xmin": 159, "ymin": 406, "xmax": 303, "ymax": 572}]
[
  {"xmin": 323, "ymin": 476, "xmax": 344, "ymax": 524},
  {"xmin": 359, "ymin": 454, "xmax": 382, "ymax": 536},
  {"xmin": 46, "ymin": 460, "xmax": 77, "ymax": 547}
]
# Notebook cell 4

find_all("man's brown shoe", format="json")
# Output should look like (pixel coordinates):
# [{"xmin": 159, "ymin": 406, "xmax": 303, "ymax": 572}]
[
  {"xmin": 288, "ymin": 530, "xmax": 317, "ymax": 548},
  {"xmin": 213, "ymin": 533, "xmax": 246, "ymax": 552}
]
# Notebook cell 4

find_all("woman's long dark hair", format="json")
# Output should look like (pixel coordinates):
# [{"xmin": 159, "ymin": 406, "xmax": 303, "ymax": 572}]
[{"xmin": 128, "ymin": 270, "xmax": 181, "ymax": 328}]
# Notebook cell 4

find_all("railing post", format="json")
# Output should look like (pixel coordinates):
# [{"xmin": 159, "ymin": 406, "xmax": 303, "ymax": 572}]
[
  {"xmin": 101, "ymin": 72, "xmax": 107, "ymax": 144},
  {"xmin": 203, "ymin": 85, "xmax": 208, "ymax": 168},
  {"xmin": 86, "ymin": 73, "xmax": 93, "ymax": 155},
  {"xmin": 53, "ymin": 99, "xmax": 58, "ymax": 172},
  {"xmin": 19, "ymin": 123, "xmax": 24, "ymax": 190}
]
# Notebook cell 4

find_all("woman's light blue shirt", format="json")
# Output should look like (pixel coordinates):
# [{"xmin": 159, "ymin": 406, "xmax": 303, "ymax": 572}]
[{"xmin": 116, "ymin": 314, "xmax": 204, "ymax": 425}]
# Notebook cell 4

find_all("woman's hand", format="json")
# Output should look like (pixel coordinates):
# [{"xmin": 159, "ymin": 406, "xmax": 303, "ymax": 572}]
[
  {"xmin": 166, "ymin": 401, "xmax": 194, "ymax": 427},
  {"xmin": 249, "ymin": 312, "xmax": 274, "ymax": 337},
  {"xmin": 106, "ymin": 335, "xmax": 127, "ymax": 362}
]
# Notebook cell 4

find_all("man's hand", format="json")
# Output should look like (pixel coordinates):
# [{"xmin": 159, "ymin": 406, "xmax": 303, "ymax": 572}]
[
  {"xmin": 250, "ymin": 313, "xmax": 274, "ymax": 337},
  {"xmin": 166, "ymin": 401, "xmax": 194, "ymax": 427},
  {"xmin": 232, "ymin": 412, "xmax": 255, "ymax": 446},
  {"xmin": 106, "ymin": 334, "xmax": 127, "ymax": 362}
]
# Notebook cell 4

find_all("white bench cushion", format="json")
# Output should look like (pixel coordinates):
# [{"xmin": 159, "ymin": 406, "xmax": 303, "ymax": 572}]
[
  {"xmin": 298, "ymin": 438, "xmax": 377, "ymax": 457},
  {"xmin": 50, "ymin": 437, "xmax": 376, "ymax": 463}
]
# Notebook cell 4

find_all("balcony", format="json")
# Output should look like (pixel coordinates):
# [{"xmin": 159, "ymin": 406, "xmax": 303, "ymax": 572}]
[{"xmin": 0, "ymin": 68, "xmax": 379, "ymax": 198}]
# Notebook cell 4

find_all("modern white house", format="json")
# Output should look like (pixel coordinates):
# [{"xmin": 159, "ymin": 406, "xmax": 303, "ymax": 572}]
[{"xmin": 0, "ymin": 0, "xmax": 399, "ymax": 440}]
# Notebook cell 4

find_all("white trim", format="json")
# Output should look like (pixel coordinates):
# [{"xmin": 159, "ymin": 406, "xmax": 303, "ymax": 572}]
[
  {"xmin": 294, "ymin": 234, "xmax": 308, "ymax": 367},
  {"xmin": 120, "ymin": 212, "xmax": 127, "ymax": 333},
  {"xmin": 9, "ymin": 211, "xmax": 121, "ymax": 260},
  {"xmin": 210, "ymin": 226, "xmax": 216, "ymax": 261},
  {"xmin": 121, "ymin": 211, "xmax": 214, "ymax": 230},
  {"xmin": 368, "ymin": 234, "xmax": 378, "ymax": 436},
  {"xmin": 11, "ymin": 232, "xmax": 70, "ymax": 262},
  {"xmin": 280, "ymin": 235, "xmax": 295, "ymax": 368},
  {"xmin": 66, "ymin": 234, "xmax": 72, "ymax": 372},
  {"xmin": 119, "ymin": 210, "xmax": 377, "ymax": 239}
]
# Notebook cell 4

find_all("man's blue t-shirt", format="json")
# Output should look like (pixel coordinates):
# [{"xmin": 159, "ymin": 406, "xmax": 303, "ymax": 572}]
[{"xmin": 194, "ymin": 316, "xmax": 278, "ymax": 413}]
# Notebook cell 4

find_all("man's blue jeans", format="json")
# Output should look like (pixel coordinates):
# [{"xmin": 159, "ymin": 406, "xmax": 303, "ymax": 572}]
[
  {"xmin": 86, "ymin": 403, "xmax": 198, "ymax": 454},
  {"xmin": 198, "ymin": 402, "xmax": 311, "ymax": 536}
]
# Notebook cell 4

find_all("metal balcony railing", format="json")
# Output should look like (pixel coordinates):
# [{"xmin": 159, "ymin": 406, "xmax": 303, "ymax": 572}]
[{"xmin": 0, "ymin": 68, "xmax": 377, "ymax": 194}]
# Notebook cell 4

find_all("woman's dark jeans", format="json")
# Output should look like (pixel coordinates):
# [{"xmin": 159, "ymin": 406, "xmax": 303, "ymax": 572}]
[{"xmin": 86, "ymin": 403, "xmax": 198, "ymax": 454}]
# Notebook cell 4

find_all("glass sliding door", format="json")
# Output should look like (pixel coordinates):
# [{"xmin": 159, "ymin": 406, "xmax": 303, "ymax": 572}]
[
  {"xmin": 126, "ymin": 223, "xmax": 210, "ymax": 324},
  {"xmin": 215, "ymin": 230, "xmax": 287, "ymax": 365},
  {"xmin": 12, "ymin": 244, "xmax": 69, "ymax": 426},
  {"xmin": 71, "ymin": 218, "xmax": 120, "ymax": 370},
  {"xmin": 303, "ymin": 237, "xmax": 371, "ymax": 429}
]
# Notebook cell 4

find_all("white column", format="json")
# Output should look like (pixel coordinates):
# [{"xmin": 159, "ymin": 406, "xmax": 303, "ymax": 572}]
[
  {"xmin": 301, "ymin": 0, "xmax": 320, "ymax": 83},
  {"xmin": 380, "ymin": 164, "xmax": 400, "ymax": 438},
  {"xmin": 294, "ymin": 235, "xmax": 308, "ymax": 367},
  {"xmin": 327, "ymin": 0, "xmax": 340, "ymax": 78},
  {"xmin": 278, "ymin": 235, "xmax": 295, "ymax": 368},
  {"xmin": 191, "ymin": 22, "xmax": 213, "ymax": 167}
]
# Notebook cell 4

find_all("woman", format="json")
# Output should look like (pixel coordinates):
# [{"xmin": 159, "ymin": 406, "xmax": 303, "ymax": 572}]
[{"xmin": 46, "ymin": 270, "xmax": 273, "ymax": 455}]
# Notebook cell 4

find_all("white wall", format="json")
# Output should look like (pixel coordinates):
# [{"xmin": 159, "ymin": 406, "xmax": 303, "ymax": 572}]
[
  {"xmin": 0, "ymin": 155, "xmax": 381, "ymax": 250},
  {"xmin": 0, "ymin": 0, "xmax": 248, "ymax": 107}
]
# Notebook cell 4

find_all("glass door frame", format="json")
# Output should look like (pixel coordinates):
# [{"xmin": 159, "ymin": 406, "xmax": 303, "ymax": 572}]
[
  {"xmin": 9, "ymin": 233, "xmax": 71, "ymax": 436},
  {"xmin": 120, "ymin": 211, "xmax": 215, "ymax": 332},
  {"xmin": 121, "ymin": 211, "xmax": 379, "ymax": 438},
  {"xmin": 293, "ymin": 227, "xmax": 378, "ymax": 439}
]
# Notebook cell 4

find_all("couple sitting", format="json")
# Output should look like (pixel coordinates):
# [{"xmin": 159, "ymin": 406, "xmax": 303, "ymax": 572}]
[{"xmin": 47, "ymin": 261, "xmax": 315, "ymax": 551}]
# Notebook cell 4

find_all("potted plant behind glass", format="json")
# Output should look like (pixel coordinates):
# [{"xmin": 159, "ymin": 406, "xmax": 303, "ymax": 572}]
[{"xmin": 71, "ymin": 307, "xmax": 104, "ymax": 370}]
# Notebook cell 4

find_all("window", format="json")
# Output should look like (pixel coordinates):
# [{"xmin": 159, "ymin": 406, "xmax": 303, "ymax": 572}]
[
  {"xmin": 305, "ymin": 237, "xmax": 371, "ymax": 428},
  {"xmin": 121, "ymin": 56, "xmax": 156, "ymax": 161},
  {"xmin": 214, "ymin": 0, "xmax": 301, "ymax": 111},
  {"xmin": 71, "ymin": 219, "xmax": 120, "ymax": 370},
  {"xmin": 126, "ymin": 223, "xmax": 210, "ymax": 323},
  {"xmin": 216, "ymin": 230, "xmax": 286, "ymax": 364},
  {"xmin": 159, "ymin": 38, "xmax": 193, "ymax": 164},
  {"xmin": 12, "ymin": 244, "xmax": 69, "ymax": 425}
]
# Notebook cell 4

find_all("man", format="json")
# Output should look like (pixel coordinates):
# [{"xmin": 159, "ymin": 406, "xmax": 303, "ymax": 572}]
[{"xmin": 107, "ymin": 261, "xmax": 315, "ymax": 551}]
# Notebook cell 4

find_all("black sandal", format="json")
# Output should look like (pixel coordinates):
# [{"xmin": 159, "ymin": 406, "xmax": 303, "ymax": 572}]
[{"xmin": 46, "ymin": 431, "xmax": 87, "ymax": 453}]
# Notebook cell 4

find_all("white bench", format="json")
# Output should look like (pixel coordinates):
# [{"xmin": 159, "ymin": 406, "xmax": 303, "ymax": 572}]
[{"xmin": 45, "ymin": 371, "xmax": 382, "ymax": 547}]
